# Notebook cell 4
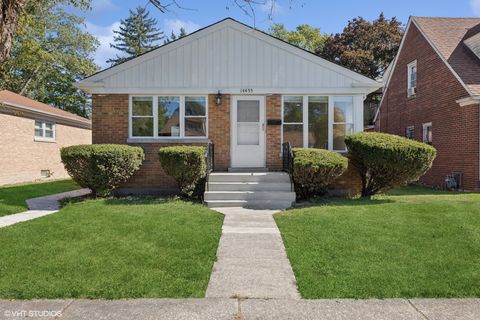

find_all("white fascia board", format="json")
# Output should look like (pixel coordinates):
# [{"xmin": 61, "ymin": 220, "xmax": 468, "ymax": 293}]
[
  {"xmin": 86, "ymin": 87, "xmax": 372, "ymax": 95},
  {"xmin": 456, "ymin": 96, "xmax": 480, "ymax": 107}
]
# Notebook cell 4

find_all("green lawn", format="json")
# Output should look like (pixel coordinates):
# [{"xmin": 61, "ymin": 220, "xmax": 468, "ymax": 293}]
[
  {"xmin": 0, "ymin": 180, "xmax": 80, "ymax": 216},
  {"xmin": 274, "ymin": 186, "xmax": 480, "ymax": 299},
  {"xmin": 0, "ymin": 198, "xmax": 223, "ymax": 299}
]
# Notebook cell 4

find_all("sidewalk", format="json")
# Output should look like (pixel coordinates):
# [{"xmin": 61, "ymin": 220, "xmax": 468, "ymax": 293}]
[
  {"xmin": 0, "ymin": 298, "xmax": 478, "ymax": 319},
  {"xmin": 0, "ymin": 189, "xmax": 90, "ymax": 228},
  {"xmin": 206, "ymin": 207, "xmax": 300, "ymax": 299}
]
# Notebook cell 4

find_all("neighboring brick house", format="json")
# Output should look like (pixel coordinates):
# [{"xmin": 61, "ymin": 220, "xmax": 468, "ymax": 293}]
[
  {"xmin": 76, "ymin": 18, "xmax": 380, "ymax": 194},
  {"xmin": 376, "ymin": 17, "xmax": 480, "ymax": 191},
  {"xmin": 0, "ymin": 90, "xmax": 91, "ymax": 185}
]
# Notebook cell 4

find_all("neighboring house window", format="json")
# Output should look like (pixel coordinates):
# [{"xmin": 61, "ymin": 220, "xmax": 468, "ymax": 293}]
[
  {"xmin": 130, "ymin": 95, "xmax": 207, "ymax": 138},
  {"xmin": 282, "ymin": 95, "xmax": 354, "ymax": 151},
  {"xmin": 423, "ymin": 122, "xmax": 432, "ymax": 145},
  {"xmin": 405, "ymin": 126, "xmax": 415, "ymax": 139},
  {"xmin": 407, "ymin": 60, "xmax": 417, "ymax": 97},
  {"xmin": 34, "ymin": 120, "xmax": 55, "ymax": 141}
]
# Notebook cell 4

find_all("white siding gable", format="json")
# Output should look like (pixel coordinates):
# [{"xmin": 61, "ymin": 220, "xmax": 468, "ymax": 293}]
[{"xmin": 78, "ymin": 18, "xmax": 379, "ymax": 95}]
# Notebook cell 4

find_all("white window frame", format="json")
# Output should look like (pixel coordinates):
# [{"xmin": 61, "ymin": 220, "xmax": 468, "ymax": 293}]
[
  {"xmin": 422, "ymin": 122, "xmax": 432, "ymax": 145},
  {"xmin": 281, "ymin": 95, "xmax": 355, "ymax": 152},
  {"xmin": 34, "ymin": 120, "xmax": 56, "ymax": 142},
  {"xmin": 332, "ymin": 96, "xmax": 355, "ymax": 152},
  {"xmin": 129, "ymin": 95, "xmax": 208, "ymax": 139},
  {"xmin": 407, "ymin": 60, "xmax": 417, "ymax": 97}
]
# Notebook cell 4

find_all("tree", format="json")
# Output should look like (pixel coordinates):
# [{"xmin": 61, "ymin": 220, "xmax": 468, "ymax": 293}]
[
  {"xmin": 108, "ymin": 7, "xmax": 164, "ymax": 66},
  {"xmin": 269, "ymin": 23, "xmax": 329, "ymax": 52},
  {"xmin": 163, "ymin": 27, "xmax": 188, "ymax": 44},
  {"xmin": 320, "ymin": 13, "xmax": 403, "ymax": 80},
  {"xmin": 0, "ymin": 0, "xmax": 90, "ymax": 70},
  {"xmin": 0, "ymin": 1, "xmax": 99, "ymax": 118}
]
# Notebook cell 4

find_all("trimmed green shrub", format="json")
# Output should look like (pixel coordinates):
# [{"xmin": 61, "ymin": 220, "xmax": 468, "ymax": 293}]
[
  {"xmin": 158, "ymin": 146, "xmax": 206, "ymax": 198},
  {"xmin": 61, "ymin": 144, "xmax": 144, "ymax": 197},
  {"xmin": 345, "ymin": 132, "xmax": 437, "ymax": 198},
  {"xmin": 293, "ymin": 148, "xmax": 348, "ymax": 199}
]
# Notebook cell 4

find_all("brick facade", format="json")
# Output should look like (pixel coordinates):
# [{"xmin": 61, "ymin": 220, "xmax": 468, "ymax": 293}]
[
  {"xmin": 0, "ymin": 112, "xmax": 91, "ymax": 185},
  {"xmin": 377, "ymin": 23, "xmax": 480, "ymax": 190},
  {"xmin": 92, "ymin": 93, "xmax": 360, "ymax": 195}
]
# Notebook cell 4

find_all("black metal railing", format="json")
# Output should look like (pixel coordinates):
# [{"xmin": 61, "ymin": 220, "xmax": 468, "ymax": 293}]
[
  {"xmin": 205, "ymin": 141, "xmax": 214, "ymax": 192},
  {"xmin": 282, "ymin": 142, "xmax": 293, "ymax": 175}
]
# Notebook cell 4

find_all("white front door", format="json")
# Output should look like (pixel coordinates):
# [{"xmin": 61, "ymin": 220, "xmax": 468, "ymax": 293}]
[{"xmin": 231, "ymin": 96, "xmax": 266, "ymax": 168}]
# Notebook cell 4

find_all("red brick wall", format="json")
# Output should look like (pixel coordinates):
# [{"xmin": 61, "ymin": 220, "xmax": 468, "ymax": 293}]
[
  {"xmin": 377, "ymin": 23, "xmax": 480, "ymax": 190},
  {"xmin": 266, "ymin": 94, "xmax": 282, "ymax": 170},
  {"xmin": 92, "ymin": 93, "xmax": 361, "ymax": 194},
  {"xmin": 208, "ymin": 94, "xmax": 231, "ymax": 170}
]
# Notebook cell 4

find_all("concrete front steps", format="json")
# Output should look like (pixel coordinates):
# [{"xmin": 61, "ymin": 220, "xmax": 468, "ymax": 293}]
[{"xmin": 205, "ymin": 172, "xmax": 296, "ymax": 210}]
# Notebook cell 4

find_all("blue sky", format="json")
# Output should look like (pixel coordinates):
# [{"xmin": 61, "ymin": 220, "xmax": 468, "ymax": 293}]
[{"xmin": 77, "ymin": 0, "xmax": 480, "ymax": 68}]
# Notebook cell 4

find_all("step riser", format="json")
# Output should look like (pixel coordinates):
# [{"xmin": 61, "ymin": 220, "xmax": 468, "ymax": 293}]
[
  {"xmin": 206, "ymin": 200, "xmax": 294, "ymax": 210},
  {"xmin": 208, "ymin": 183, "xmax": 291, "ymax": 192},
  {"xmin": 209, "ymin": 176, "xmax": 291, "ymax": 183},
  {"xmin": 204, "ymin": 192, "xmax": 296, "ymax": 201}
]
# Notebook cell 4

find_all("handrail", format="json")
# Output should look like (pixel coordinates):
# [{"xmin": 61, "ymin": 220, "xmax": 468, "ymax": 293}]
[
  {"xmin": 282, "ymin": 142, "xmax": 294, "ymax": 192},
  {"xmin": 205, "ymin": 141, "xmax": 214, "ymax": 192}
]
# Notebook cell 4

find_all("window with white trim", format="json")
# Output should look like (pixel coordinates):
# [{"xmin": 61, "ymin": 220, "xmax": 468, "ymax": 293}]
[
  {"xmin": 423, "ymin": 122, "xmax": 432, "ymax": 145},
  {"xmin": 407, "ymin": 60, "xmax": 417, "ymax": 97},
  {"xmin": 333, "ymin": 96, "xmax": 354, "ymax": 151},
  {"xmin": 130, "ymin": 95, "xmax": 207, "ymax": 138},
  {"xmin": 405, "ymin": 126, "xmax": 415, "ymax": 140},
  {"xmin": 282, "ymin": 95, "xmax": 354, "ymax": 151},
  {"xmin": 34, "ymin": 120, "xmax": 55, "ymax": 141}
]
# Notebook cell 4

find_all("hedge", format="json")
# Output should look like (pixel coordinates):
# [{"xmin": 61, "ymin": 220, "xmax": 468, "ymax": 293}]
[
  {"xmin": 345, "ymin": 132, "xmax": 437, "ymax": 197},
  {"xmin": 292, "ymin": 148, "xmax": 348, "ymax": 199},
  {"xmin": 61, "ymin": 144, "xmax": 144, "ymax": 197},
  {"xmin": 158, "ymin": 146, "xmax": 206, "ymax": 198}
]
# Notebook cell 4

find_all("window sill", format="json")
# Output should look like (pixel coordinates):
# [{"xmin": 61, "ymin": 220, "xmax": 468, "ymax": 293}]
[
  {"xmin": 127, "ymin": 137, "xmax": 210, "ymax": 144},
  {"xmin": 407, "ymin": 94, "xmax": 417, "ymax": 100},
  {"xmin": 34, "ymin": 138, "xmax": 56, "ymax": 143}
]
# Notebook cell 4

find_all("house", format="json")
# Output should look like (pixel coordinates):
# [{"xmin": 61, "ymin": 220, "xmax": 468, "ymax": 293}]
[
  {"xmin": 0, "ymin": 90, "xmax": 91, "ymax": 185},
  {"xmin": 376, "ymin": 17, "xmax": 480, "ymax": 191},
  {"xmin": 76, "ymin": 18, "xmax": 381, "ymax": 203}
]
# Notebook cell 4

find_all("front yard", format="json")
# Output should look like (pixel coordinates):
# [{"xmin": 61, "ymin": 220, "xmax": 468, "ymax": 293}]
[
  {"xmin": 0, "ymin": 198, "xmax": 223, "ymax": 299},
  {"xmin": 0, "ymin": 180, "xmax": 80, "ymax": 216},
  {"xmin": 275, "ymin": 186, "xmax": 480, "ymax": 299}
]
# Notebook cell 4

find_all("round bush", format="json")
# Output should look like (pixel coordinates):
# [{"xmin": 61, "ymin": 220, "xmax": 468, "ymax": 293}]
[
  {"xmin": 345, "ymin": 132, "xmax": 437, "ymax": 197},
  {"xmin": 158, "ymin": 146, "xmax": 206, "ymax": 198},
  {"xmin": 293, "ymin": 148, "xmax": 348, "ymax": 199},
  {"xmin": 61, "ymin": 144, "xmax": 144, "ymax": 197}
]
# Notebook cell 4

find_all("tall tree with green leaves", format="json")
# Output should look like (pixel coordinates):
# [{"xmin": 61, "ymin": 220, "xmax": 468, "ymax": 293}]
[
  {"xmin": 0, "ymin": 1, "xmax": 99, "ymax": 118},
  {"xmin": 320, "ymin": 13, "xmax": 403, "ymax": 80},
  {"xmin": 269, "ymin": 23, "xmax": 329, "ymax": 52},
  {"xmin": 0, "ymin": 0, "xmax": 90, "ymax": 70},
  {"xmin": 108, "ymin": 7, "xmax": 164, "ymax": 66}
]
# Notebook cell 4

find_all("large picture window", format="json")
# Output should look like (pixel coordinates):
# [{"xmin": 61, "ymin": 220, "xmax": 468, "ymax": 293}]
[
  {"xmin": 130, "ymin": 95, "xmax": 207, "ymax": 138},
  {"xmin": 282, "ymin": 95, "xmax": 355, "ymax": 151}
]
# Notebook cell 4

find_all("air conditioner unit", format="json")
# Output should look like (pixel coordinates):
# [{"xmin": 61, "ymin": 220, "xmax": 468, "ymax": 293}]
[{"xmin": 408, "ymin": 87, "xmax": 417, "ymax": 97}]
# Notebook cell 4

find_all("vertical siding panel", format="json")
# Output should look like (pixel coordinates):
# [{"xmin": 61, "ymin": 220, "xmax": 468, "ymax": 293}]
[
  {"xmin": 191, "ymin": 40, "xmax": 198, "ymax": 87},
  {"xmin": 221, "ymin": 28, "xmax": 228, "ymax": 88},
  {"xmin": 184, "ymin": 42, "xmax": 191, "ymax": 87},
  {"xmin": 271, "ymin": 44, "xmax": 278, "ymax": 87},
  {"xmin": 168, "ymin": 50, "xmax": 176, "ymax": 87},
  {"xmin": 234, "ymin": 30, "xmax": 241, "ymax": 87},
  {"xmin": 198, "ymin": 34, "xmax": 206, "ymax": 87},
  {"xmin": 213, "ymin": 31, "xmax": 221, "ymax": 87},
  {"xmin": 177, "ymin": 46, "xmax": 184, "ymax": 87},
  {"xmin": 227, "ymin": 28, "xmax": 235, "ymax": 87},
  {"xmin": 264, "ymin": 43, "xmax": 272, "ymax": 87}
]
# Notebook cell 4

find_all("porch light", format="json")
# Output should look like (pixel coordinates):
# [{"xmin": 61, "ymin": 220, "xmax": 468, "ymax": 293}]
[{"xmin": 215, "ymin": 91, "xmax": 222, "ymax": 106}]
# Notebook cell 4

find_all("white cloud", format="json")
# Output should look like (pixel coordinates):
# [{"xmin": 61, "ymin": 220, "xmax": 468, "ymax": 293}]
[
  {"xmin": 163, "ymin": 19, "xmax": 201, "ymax": 36},
  {"xmin": 471, "ymin": 0, "xmax": 480, "ymax": 16},
  {"xmin": 85, "ymin": 21, "xmax": 121, "ymax": 68},
  {"xmin": 260, "ymin": 0, "xmax": 283, "ymax": 16}
]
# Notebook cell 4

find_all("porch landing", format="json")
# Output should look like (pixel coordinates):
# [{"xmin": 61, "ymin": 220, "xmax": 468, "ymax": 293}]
[{"xmin": 204, "ymin": 172, "xmax": 296, "ymax": 210}]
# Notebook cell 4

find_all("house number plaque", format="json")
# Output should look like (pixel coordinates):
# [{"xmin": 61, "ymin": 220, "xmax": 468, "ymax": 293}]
[{"xmin": 240, "ymin": 88, "xmax": 253, "ymax": 93}]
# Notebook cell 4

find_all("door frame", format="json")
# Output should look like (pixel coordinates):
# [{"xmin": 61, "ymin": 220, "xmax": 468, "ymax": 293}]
[{"xmin": 230, "ymin": 95, "xmax": 266, "ymax": 168}]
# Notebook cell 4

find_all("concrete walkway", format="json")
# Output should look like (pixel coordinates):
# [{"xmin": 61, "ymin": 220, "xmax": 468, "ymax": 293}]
[
  {"xmin": 0, "ymin": 189, "xmax": 90, "ymax": 228},
  {"xmin": 0, "ymin": 298, "xmax": 479, "ymax": 320},
  {"xmin": 205, "ymin": 207, "xmax": 300, "ymax": 299}
]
